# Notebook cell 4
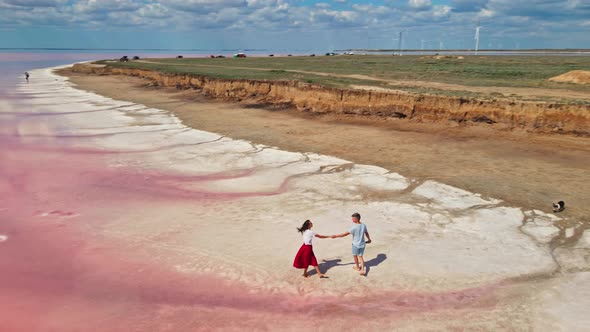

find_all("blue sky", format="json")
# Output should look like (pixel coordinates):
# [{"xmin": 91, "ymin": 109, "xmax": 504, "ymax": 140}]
[{"xmin": 1, "ymin": 0, "xmax": 589, "ymax": 50}]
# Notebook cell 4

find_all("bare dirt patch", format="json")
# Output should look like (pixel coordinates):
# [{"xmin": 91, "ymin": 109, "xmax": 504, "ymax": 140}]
[{"xmin": 550, "ymin": 70, "xmax": 590, "ymax": 84}]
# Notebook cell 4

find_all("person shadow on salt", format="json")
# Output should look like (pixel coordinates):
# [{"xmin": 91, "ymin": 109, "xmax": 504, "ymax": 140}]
[
  {"xmin": 308, "ymin": 254, "xmax": 387, "ymax": 277},
  {"xmin": 361, "ymin": 253, "xmax": 387, "ymax": 276}
]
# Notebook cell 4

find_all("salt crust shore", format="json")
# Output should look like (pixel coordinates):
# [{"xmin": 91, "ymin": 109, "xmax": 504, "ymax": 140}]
[{"xmin": 3, "ymin": 65, "xmax": 589, "ymax": 330}]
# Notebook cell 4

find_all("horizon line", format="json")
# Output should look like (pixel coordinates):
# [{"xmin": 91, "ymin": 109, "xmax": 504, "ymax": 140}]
[{"xmin": 2, "ymin": 47, "xmax": 590, "ymax": 52}]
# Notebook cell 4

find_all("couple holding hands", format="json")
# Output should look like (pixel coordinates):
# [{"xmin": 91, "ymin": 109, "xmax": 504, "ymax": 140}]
[{"xmin": 293, "ymin": 212, "xmax": 371, "ymax": 277}]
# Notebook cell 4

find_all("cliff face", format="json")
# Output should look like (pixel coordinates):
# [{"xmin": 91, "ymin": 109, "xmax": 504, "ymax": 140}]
[{"xmin": 71, "ymin": 63, "xmax": 590, "ymax": 136}]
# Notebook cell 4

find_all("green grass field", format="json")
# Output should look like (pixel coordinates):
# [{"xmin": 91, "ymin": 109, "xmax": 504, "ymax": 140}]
[{"xmin": 96, "ymin": 55, "xmax": 590, "ymax": 102}]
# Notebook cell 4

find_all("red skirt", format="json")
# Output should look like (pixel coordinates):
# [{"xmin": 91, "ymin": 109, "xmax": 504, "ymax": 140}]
[{"xmin": 293, "ymin": 244, "xmax": 318, "ymax": 269}]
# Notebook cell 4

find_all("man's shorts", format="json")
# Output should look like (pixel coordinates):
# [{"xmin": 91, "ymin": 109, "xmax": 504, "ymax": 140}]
[{"xmin": 352, "ymin": 245, "xmax": 365, "ymax": 256}]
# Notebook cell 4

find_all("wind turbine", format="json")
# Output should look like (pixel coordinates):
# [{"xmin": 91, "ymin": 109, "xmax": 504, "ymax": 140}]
[
  {"xmin": 398, "ymin": 30, "xmax": 405, "ymax": 56},
  {"xmin": 474, "ymin": 21, "xmax": 481, "ymax": 54}
]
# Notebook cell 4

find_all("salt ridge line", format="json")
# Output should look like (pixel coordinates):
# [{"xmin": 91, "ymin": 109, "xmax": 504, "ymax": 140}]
[
  {"xmin": 23, "ymin": 66, "xmax": 503, "ymax": 206},
  {"xmin": 29, "ymin": 67, "xmax": 559, "ymax": 216}
]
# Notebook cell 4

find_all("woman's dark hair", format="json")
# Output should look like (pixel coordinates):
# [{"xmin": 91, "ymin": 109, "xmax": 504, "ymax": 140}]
[{"xmin": 297, "ymin": 220, "xmax": 312, "ymax": 234}]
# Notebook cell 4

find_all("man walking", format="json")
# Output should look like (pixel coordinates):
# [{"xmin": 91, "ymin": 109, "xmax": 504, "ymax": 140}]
[{"xmin": 332, "ymin": 212, "xmax": 372, "ymax": 275}]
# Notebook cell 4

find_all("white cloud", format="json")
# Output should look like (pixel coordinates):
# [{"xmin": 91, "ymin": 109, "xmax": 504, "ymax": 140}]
[
  {"xmin": 432, "ymin": 5, "xmax": 451, "ymax": 18},
  {"xmin": 2, "ymin": 0, "xmax": 66, "ymax": 7},
  {"xmin": 0, "ymin": 0, "xmax": 589, "ymax": 49},
  {"xmin": 73, "ymin": 0, "xmax": 141, "ymax": 14},
  {"xmin": 408, "ymin": 0, "xmax": 431, "ymax": 10},
  {"xmin": 137, "ymin": 3, "xmax": 171, "ymax": 19},
  {"xmin": 477, "ymin": 8, "xmax": 495, "ymax": 19},
  {"xmin": 160, "ymin": 0, "xmax": 247, "ymax": 13},
  {"xmin": 451, "ymin": 0, "xmax": 488, "ymax": 13}
]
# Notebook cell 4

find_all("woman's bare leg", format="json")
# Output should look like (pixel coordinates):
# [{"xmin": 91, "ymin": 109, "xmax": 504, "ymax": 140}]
[
  {"xmin": 314, "ymin": 266, "xmax": 326, "ymax": 278},
  {"xmin": 303, "ymin": 267, "xmax": 309, "ymax": 278}
]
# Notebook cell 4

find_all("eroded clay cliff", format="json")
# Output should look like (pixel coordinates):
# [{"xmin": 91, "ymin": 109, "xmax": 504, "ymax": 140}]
[{"xmin": 71, "ymin": 63, "xmax": 590, "ymax": 136}]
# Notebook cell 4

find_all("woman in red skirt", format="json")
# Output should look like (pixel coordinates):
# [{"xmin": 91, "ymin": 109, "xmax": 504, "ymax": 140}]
[{"xmin": 293, "ymin": 220, "xmax": 329, "ymax": 278}]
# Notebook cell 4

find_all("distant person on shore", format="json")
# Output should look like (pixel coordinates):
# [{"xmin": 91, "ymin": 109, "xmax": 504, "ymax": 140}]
[
  {"xmin": 293, "ymin": 219, "xmax": 330, "ymax": 278},
  {"xmin": 331, "ymin": 213, "xmax": 372, "ymax": 275},
  {"xmin": 24, "ymin": 72, "xmax": 29, "ymax": 82}
]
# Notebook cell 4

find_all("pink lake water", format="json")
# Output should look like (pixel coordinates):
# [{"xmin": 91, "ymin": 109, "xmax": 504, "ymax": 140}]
[{"xmin": 1, "ymin": 53, "xmax": 589, "ymax": 331}]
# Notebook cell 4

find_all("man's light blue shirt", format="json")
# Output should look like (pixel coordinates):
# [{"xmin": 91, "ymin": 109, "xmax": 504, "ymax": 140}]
[{"xmin": 349, "ymin": 223, "xmax": 367, "ymax": 248}]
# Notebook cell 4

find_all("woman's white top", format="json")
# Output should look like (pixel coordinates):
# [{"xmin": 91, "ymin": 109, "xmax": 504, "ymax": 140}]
[{"xmin": 303, "ymin": 229, "xmax": 316, "ymax": 245}]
